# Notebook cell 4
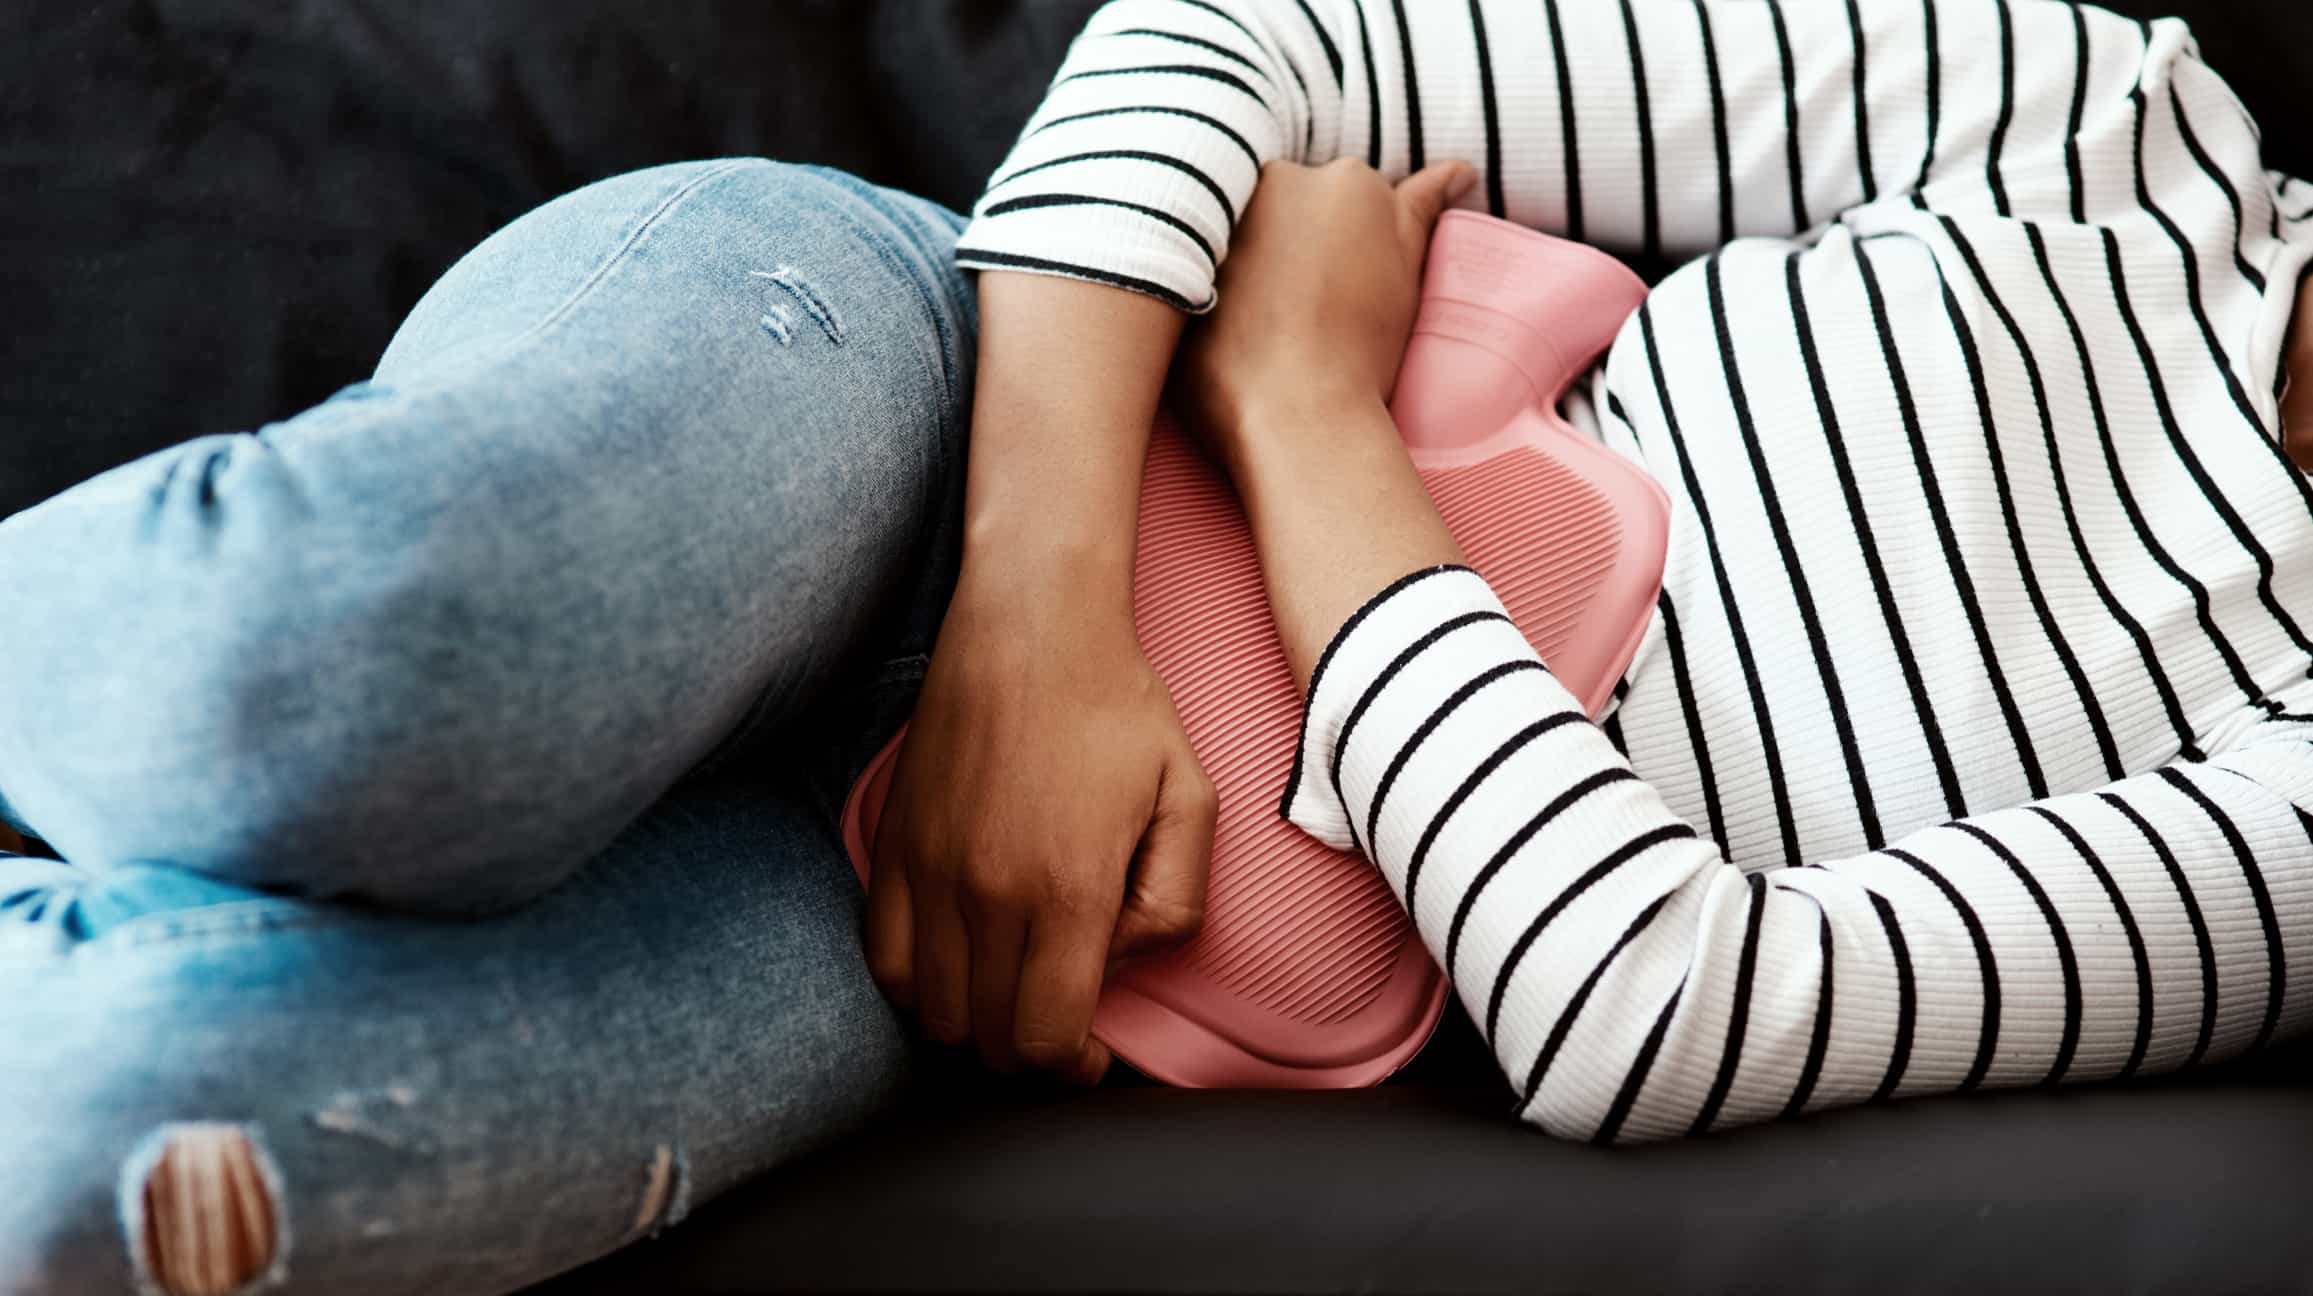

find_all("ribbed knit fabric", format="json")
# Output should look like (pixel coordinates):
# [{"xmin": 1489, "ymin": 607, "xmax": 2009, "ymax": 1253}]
[{"xmin": 959, "ymin": 0, "xmax": 2313, "ymax": 1141}]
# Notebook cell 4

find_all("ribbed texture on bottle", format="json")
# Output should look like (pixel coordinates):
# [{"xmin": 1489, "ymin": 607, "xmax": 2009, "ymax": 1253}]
[
  {"xmin": 1136, "ymin": 423, "xmax": 1407, "ymax": 1026},
  {"xmin": 1422, "ymin": 449, "xmax": 1618, "ymax": 663}
]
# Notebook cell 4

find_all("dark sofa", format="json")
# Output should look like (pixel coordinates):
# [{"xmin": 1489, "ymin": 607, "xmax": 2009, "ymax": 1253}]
[{"xmin": 8, "ymin": 2, "xmax": 2311, "ymax": 1292}]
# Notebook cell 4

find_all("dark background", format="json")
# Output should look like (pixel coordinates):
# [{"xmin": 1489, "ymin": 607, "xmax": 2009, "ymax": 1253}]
[{"xmin": 4, "ymin": 0, "xmax": 2311, "ymax": 520}]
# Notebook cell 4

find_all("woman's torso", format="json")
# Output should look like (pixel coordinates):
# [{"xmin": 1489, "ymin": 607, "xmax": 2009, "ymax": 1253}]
[{"xmin": 1592, "ymin": 182, "xmax": 2313, "ymax": 867}]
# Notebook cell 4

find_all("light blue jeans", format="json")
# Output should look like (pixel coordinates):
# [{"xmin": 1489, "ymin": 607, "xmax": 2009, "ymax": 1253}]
[{"xmin": 0, "ymin": 159, "xmax": 976, "ymax": 1294}]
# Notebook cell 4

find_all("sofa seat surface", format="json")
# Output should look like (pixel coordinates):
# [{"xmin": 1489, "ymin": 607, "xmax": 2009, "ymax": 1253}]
[{"xmin": 535, "ymin": 1037, "xmax": 2313, "ymax": 1296}]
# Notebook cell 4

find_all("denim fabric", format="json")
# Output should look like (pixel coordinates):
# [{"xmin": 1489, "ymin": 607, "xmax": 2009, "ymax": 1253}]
[{"xmin": 0, "ymin": 159, "xmax": 975, "ymax": 1294}]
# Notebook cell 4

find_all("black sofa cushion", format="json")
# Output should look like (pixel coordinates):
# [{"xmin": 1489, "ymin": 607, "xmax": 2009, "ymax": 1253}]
[{"xmin": 537, "ymin": 1039, "xmax": 2313, "ymax": 1295}]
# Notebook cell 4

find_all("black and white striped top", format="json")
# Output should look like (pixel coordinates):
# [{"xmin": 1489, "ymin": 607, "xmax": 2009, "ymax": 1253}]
[{"xmin": 958, "ymin": 0, "xmax": 2313, "ymax": 1141}]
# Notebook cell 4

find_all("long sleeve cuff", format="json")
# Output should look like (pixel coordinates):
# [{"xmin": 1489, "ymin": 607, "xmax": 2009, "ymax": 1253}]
[
  {"xmin": 956, "ymin": 209, "xmax": 1221, "ymax": 314},
  {"xmin": 1282, "ymin": 564, "xmax": 1592, "ymax": 852}
]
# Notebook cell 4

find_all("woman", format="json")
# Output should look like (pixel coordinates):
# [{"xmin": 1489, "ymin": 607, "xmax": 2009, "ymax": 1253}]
[{"xmin": 4, "ymin": 0, "xmax": 2309, "ymax": 1291}]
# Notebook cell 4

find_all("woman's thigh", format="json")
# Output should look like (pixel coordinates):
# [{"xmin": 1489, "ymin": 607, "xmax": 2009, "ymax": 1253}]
[
  {"xmin": 0, "ymin": 159, "xmax": 975, "ymax": 915},
  {"xmin": 0, "ymin": 745, "xmax": 914, "ymax": 1296}
]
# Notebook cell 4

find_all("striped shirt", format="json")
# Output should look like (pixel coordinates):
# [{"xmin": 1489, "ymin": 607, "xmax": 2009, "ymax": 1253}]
[{"xmin": 956, "ymin": 0, "xmax": 2313, "ymax": 1141}]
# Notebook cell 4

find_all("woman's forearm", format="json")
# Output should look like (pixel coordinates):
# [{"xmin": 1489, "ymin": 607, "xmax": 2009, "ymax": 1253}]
[
  {"xmin": 1233, "ymin": 391, "xmax": 1464, "ymax": 690},
  {"xmin": 958, "ymin": 271, "xmax": 1186, "ymax": 620},
  {"xmin": 866, "ymin": 269, "xmax": 1217, "ymax": 1082}
]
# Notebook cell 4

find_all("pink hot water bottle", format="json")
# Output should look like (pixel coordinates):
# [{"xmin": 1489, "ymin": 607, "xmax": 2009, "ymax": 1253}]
[{"xmin": 843, "ymin": 211, "xmax": 1664, "ymax": 1087}]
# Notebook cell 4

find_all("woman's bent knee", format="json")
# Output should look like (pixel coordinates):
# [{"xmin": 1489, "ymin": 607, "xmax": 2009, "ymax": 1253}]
[{"xmin": 0, "ymin": 159, "xmax": 973, "ymax": 914}]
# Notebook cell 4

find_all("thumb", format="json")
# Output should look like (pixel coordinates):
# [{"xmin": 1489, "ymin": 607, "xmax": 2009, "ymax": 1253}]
[
  {"xmin": 1110, "ymin": 753, "xmax": 1217, "ymax": 962},
  {"xmin": 1394, "ymin": 161, "xmax": 1477, "ymax": 268}
]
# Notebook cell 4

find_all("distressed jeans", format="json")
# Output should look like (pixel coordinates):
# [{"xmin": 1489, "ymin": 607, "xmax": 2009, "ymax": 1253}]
[{"xmin": 0, "ymin": 159, "xmax": 975, "ymax": 1295}]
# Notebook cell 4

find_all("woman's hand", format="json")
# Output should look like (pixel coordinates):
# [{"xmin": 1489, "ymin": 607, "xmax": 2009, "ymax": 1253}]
[
  {"xmin": 867, "ymin": 271, "xmax": 1214, "ymax": 1083},
  {"xmin": 1171, "ymin": 158, "xmax": 1474, "ymax": 483},
  {"xmin": 1172, "ymin": 158, "xmax": 1476, "ymax": 688},
  {"xmin": 869, "ymin": 579, "xmax": 1214, "ymax": 1083}
]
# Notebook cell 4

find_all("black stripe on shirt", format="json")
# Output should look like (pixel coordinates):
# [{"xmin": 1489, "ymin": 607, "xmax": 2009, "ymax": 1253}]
[
  {"xmin": 1935, "ymin": 218, "xmax": 2201, "ymax": 759},
  {"xmin": 1519, "ymin": 890, "xmax": 1678, "ymax": 1112},
  {"xmin": 1163, "ymin": 0, "xmax": 1258, "ymax": 44},
  {"xmin": 991, "ymin": 149, "xmax": 1240, "ymax": 224},
  {"xmin": 1352, "ymin": 0, "xmax": 1383, "ymax": 167},
  {"xmin": 1924, "ymin": 226, "xmax": 2122, "ymax": 781},
  {"xmin": 1056, "ymin": 62, "xmax": 1268, "ymax": 108},
  {"xmin": 2097, "ymin": 789, "xmax": 2218, "ymax": 1068},
  {"xmin": 2098, "ymin": 207, "xmax": 2313, "ymax": 665},
  {"xmin": 2027, "ymin": 805, "xmax": 2155, "ymax": 1078},
  {"xmin": 2056, "ymin": 224, "xmax": 2269, "ymax": 707},
  {"xmin": 2167, "ymin": 83, "xmax": 2268, "ymax": 293},
  {"xmin": 1789, "ymin": 250, "xmax": 1967, "ymax": 822},
  {"xmin": 1289, "ymin": 0, "xmax": 1344, "ymax": 86},
  {"xmin": 1654, "ymin": 592, "xmax": 1729, "ymax": 850},
  {"xmin": 2064, "ymin": 5, "xmax": 2090, "ymax": 225},
  {"xmin": 981, "ymin": 193, "xmax": 1219, "ymax": 266},
  {"xmin": 1642, "ymin": 305, "xmax": 1802, "ymax": 863},
  {"xmin": 1714, "ymin": 255, "xmax": 1885, "ymax": 845},
  {"xmin": 1986, "ymin": 0, "xmax": 2018, "ymax": 216},
  {"xmin": 1855, "ymin": 239, "xmax": 2045, "ymax": 801},
  {"xmin": 1467, "ymin": 0, "xmax": 1504, "ymax": 218},
  {"xmin": 1107, "ymin": 28, "xmax": 1278, "ymax": 91},
  {"xmin": 1766, "ymin": 0, "xmax": 1808, "ymax": 231},
  {"xmin": 1916, "ymin": 0, "xmax": 1943, "ymax": 193},
  {"xmin": 1387, "ymin": 0, "xmax": 1425, "ymax": 172},
  {"xmin": 1601, "ymin": 709, "xmax": 1627, "ymax": 755},
  {"xmin": 1777, "ymin": 883, "xmax": 1838, "ymax": 1119},
  {"xmin": 1884, "ymin": 847, "xmax": 2001, "ymax": 1091},
  {"xmin": 1845, "ymin": 0, "xmax": 1877, "ymax": 203},
  {"xmin": 1279, "ymin": 564, "xmax": 1473, "ymax": 821},
  {"xmin": 1161, "ymin": 0, "xmax": 1312, "ymax": 155},
  {"xmin": 1594, "ymin": 972, "xmax": 1690, "ymax": 1144},
  {"xmin": 2160, "ymin": 96, "xmax": 2313, "ymax": 547},
  {"xmin": 1618, "ymin": 0, "xmax": 1662, "ymax": 262},
  {"xmin": 1329, "ymin": 610, "xmax": 1515, "ymax": 844},
  {"xmin": 1863, "ymin": 887, "xmax": 1917, "ymax": 1101},
  {"xmin": 1543, "ymin": 0, "xmax": 1583, "ymax": 240},
  {"xmin": 1690, "ymin": 0, "xmax": 1735, "ymax": 246},
  {"xmin": 1485, "ymin": 823, "xmax": 1698, "ymax": 1045},
  {"xmin": 2157, "ymin": 768, "xmax": 2286, "ymax": 1052},
  {"xmin": 2129, "ymin": 77, "xmax": 2305, "ymax": 477},
  {"xmin": 1365, "ymin": 660, "xmax": 1549, "ymax": 867},
  {"xmin": 1688, "ymin": 873, "xmax": 1769, "ymax": 1135},
  {"xmin": 951, "ymin": 247, "xmax": 1203, "ymax": 312},
  {"xmin": 1401, "ymin": 710, "xmax": 1582, "ymax": 920},
  {"xmin": 1950, "ymin": 820, "xmax": 2083, "ymax": 1084},
  {"xmin": 1446, "ymin": 767, "xmax": 1641, "ymax": 981},
  {"xmin": 2018, "ymin": 219, "xmax": 2237, "ymax": 742},
  {"xmin": 1027, "ymin": 104, "xmax": 1262, "ymax": 173}
]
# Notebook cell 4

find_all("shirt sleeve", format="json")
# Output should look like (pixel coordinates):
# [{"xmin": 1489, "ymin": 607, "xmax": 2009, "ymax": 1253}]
[
  {"xmin": 1288, "ymin": 566, "xmax": 2313, "ymax": 1143},
  {"xmin": 955, "ymin": 0, "xmax": 2191, "ymax": 311}
]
